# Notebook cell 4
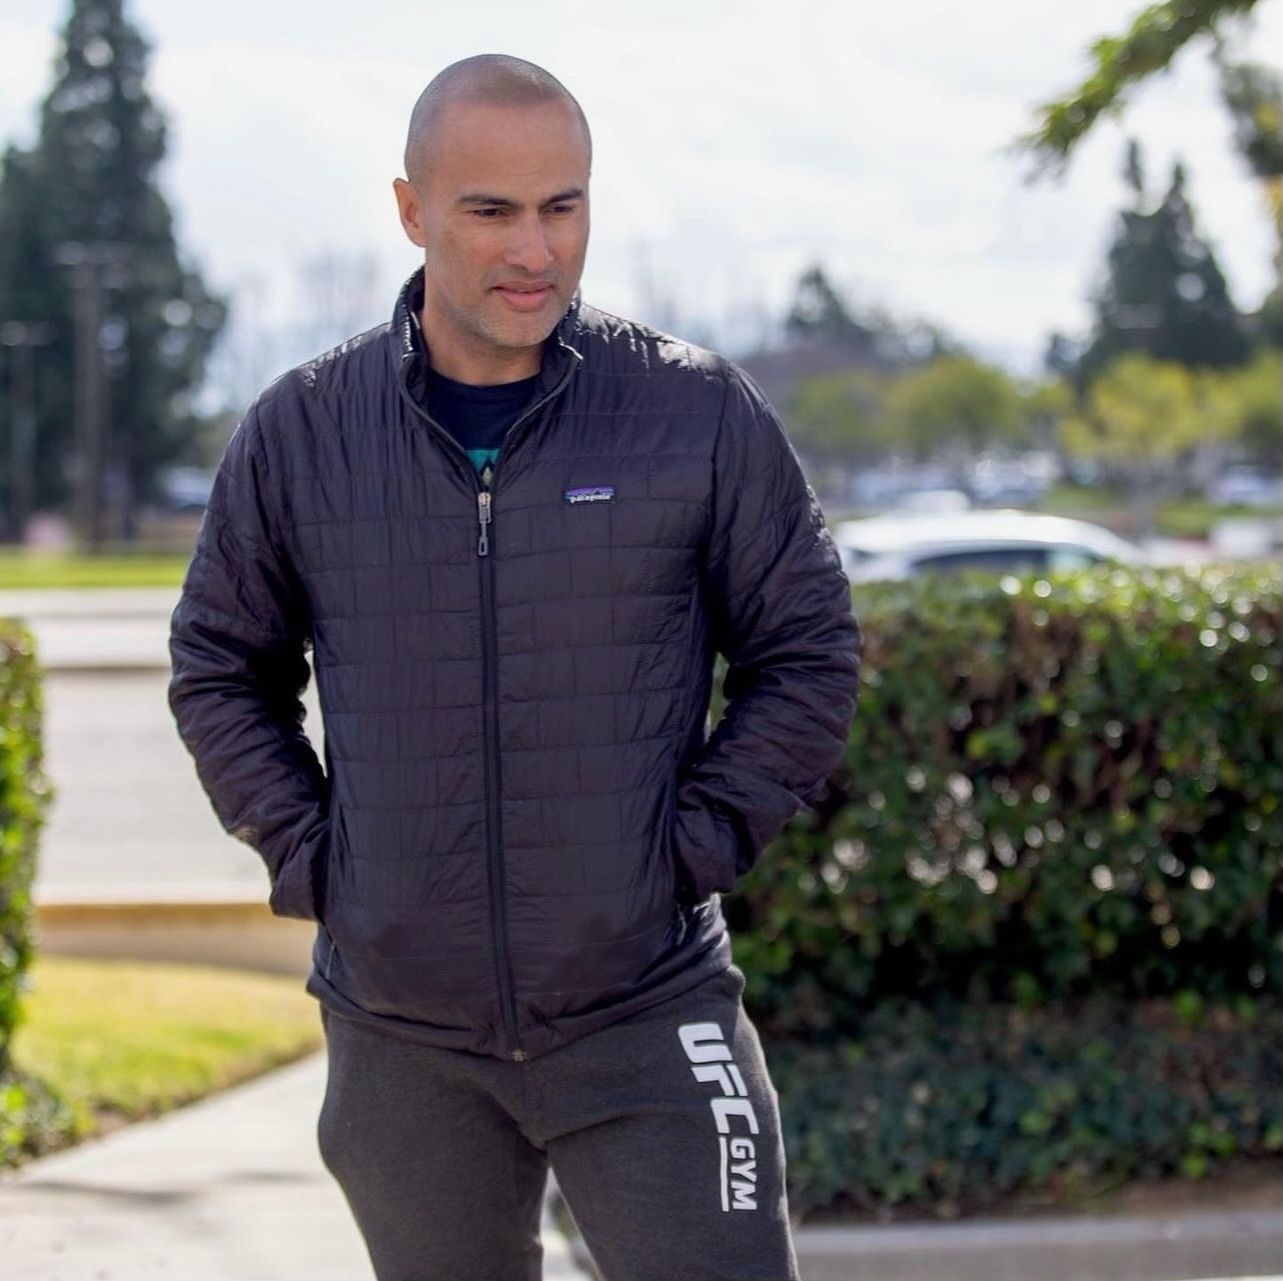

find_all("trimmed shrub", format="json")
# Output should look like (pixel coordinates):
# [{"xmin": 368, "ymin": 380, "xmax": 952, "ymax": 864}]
[
  {"xmin": 1, "ymin": 1067, "xmax": 77, "ymax": 1166},
  {"xmin": 769, "ymin": 993, "xmax": 1283, "ymax": 1221},
  {"xmin": 715, "ymin": 560, "xmax": 1281, "ymax": 1214},
  {"xmin": 726, "ymin": 561, "xmax": 1282, "ymax": 1037},
  {"xmin": 0, "ymin": 616, "xmax": 62, "ymax": 1163}
]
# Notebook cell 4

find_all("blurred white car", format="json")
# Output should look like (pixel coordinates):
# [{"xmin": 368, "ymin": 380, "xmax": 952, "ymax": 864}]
[
  {"xmin": 1206, "ymin": 467, "xmax": 1283, "ymax": 507},
  {"xmin": 833, "ymin": 509, "xmax": 1147, "ymax": 583},
  {"xmin": 157, "ymin": 464, "xmax": 215, "ymax": 513},
  {"xmin": 895, "ymin": 487, "xmax": 972, "ymax": 514}
]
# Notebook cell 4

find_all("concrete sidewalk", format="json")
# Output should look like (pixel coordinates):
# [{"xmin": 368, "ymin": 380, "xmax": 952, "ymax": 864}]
[
  {"xmin": 0, "ymin": 586, "xmax": 179, "ymax": 670},
  {"xmin": 0, "ymin": 1050, "xmax": 592, "ymax": 1281}
]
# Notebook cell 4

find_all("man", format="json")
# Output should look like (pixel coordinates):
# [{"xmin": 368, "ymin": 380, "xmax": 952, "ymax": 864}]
[{"xmin": 169, "ymin": 53, "xmax": 860, "ymax": 1281}]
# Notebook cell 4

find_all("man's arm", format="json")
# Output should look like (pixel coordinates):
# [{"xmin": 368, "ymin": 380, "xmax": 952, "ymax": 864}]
[
  {"xmin": 168, "ymin": 399, "xmax": 330, "ymax": 921},
  {"xmin": 672, "ymin": 362, "xmax": 862, "ymax": 902}
]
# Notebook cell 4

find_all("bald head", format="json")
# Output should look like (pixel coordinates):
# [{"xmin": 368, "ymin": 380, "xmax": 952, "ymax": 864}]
[{"xmin": 403, "ymin": 54, "xmax": 591, "ymax": 188}]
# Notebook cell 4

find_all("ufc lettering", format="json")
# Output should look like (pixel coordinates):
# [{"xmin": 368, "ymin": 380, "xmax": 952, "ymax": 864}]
[{"xmin": 678, "ymin": 1021, "xmax": 760, "ymax": 1212}]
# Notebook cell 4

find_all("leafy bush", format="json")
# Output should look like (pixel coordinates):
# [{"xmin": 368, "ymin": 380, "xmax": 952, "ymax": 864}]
[
  {"xmin": 0, "ymin": 1067, "xmax": 79, "ymax": 1165},
  {"xmin": 726, "ymin": 562, "xmax": 1281, "ymax": 1037},
  {"xmin": 715, "ymin": 561, "xmax": 1281, "ymax": 1214},
  {"xmin": 769, "ymin": 993, "xmax": 1283, "ymax": 1221},
  {"xmin": 0, "ymin": 617, "xmax": 60, "ymax": 1161}
]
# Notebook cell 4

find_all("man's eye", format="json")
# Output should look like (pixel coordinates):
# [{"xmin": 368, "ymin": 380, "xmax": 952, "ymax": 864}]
[
  {"xmin": 548, "ymin": 204, "xmax": 577, "ymax": 215},
  {"xmin": 471, "ymin": 208, "xmax": 504, "ymax": 218}
]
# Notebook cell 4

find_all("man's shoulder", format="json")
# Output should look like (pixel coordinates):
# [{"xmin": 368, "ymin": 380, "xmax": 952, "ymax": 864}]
[
  {"xmin": 293, "ymin": 320, "xmax": 393, "ymax": 397},
  {"xmin": 571, "ymin": 302, "xmax": 783, "ymax": 435},
  {"xmin": 242, "ymin": 321, "xmax": 393, "ymax": 433},
  {"xmin": 572, "ymin": 300, "xmax": 732, "ymax": 389}
]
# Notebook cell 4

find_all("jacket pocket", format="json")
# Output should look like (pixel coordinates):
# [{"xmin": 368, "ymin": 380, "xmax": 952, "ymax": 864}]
[
  {"xmin": 267, "ymin": 812, "xmax": 332, "ymax": 924},
  {"xmin": 311, "ymin": 802, "xmax": 347, "ymax": 930},
  {"xmin": 662, "ymin": 772, "xmax": 699, "ymax": 907}
]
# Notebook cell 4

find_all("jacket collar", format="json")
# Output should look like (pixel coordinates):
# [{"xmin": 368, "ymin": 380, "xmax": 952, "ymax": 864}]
[{"xmin": 392, "ymin": 264, "xmax": 584, "ymax": 406}]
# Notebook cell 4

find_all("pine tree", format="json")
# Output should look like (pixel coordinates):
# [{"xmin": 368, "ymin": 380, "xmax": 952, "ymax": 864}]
[
  {"xmin": 0, "ymin": 0, "xmax": 226, "ymax": 544},
  {"xmin": 784, "ymin": 266, "xmax": 877, "ymax": 355},
  {"xmin": 1078, "ymin": 145, "xmax": 1251, "ymax": 385}
]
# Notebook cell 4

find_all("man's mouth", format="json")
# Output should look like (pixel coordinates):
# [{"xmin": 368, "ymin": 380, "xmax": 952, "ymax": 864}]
[{"xmin": 494, "ymin": 283, "xmax": 554, "ymax": 312}]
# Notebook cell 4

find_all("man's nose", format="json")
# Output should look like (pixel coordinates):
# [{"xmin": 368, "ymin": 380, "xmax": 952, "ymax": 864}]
[{"xmin": 505, "ymin": 215, "xmax": 555, "ymax": 275}]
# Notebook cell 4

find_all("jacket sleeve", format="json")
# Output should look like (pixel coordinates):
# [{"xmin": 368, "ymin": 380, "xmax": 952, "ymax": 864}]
[
  {"xmin": 671, "ymin": 362, "xmax": 861, "ymax": 902},
  {"xmin": 167, "ymin": 398, "xmax": 330, "ymax": 922}
]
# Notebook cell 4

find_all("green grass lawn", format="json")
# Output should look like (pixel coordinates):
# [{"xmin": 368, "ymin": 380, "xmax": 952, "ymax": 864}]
[
  {"xmin": 1039, "ymin": 485, "xmax": 1283, "ymax": 537},
  {"xmin": 1150, "ymin": 497, "xmax": 1283, "ymax": 540},
  {"xmin": 7, "ymin": 955, "xmax": 323, "ymax": 1148},
  {"xmin": 1035, "ymin": 482, "xmax": 1120, "ymax": 512},
  {"xmin": 0, "ymin": 550, "xmax": 190, "ymax": 589}
]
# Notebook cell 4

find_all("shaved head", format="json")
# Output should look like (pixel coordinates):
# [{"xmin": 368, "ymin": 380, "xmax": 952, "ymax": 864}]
[
  {"xmin": 403, "ymin": 54, "xmax": 591, "ymax": 188},
  {"xmin": 391, "ymin": 53, "xmax": 592, "ymax": 383}
]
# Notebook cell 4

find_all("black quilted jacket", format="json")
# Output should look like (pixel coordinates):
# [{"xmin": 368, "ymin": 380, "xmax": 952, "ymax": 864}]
[{"xmin": 169, "ymin": 266, "xmax": 861, "ymax": 1062}]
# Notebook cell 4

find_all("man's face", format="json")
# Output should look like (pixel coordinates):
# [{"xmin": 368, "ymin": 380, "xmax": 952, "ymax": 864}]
[{"xmin": 393, "ymin": 97, "xmax": 590, "ymax": 378}]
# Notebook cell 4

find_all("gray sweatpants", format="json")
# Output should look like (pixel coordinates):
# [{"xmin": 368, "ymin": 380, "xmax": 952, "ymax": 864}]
[{"xmin": 316, "ymin": 962, "xmax": 801, "ymax": 1281}]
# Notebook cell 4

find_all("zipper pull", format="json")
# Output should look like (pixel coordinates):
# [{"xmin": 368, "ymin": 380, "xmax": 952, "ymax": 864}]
[{"xmin": 476, "ymin": 490, "xmax": 492, "ymax": 556}]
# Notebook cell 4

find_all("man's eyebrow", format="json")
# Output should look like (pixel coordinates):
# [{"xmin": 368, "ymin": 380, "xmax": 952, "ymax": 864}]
[
  {"xmin": 456, "ymin": 188, "xmax": 585, "ymax": 208},
  {"xmin": 543, "ymin": 187, "xmax": 585, "ymax": 204},
  {"xmin": 457, "ymin": 193, "xmax": 515, "ymax": 208}
]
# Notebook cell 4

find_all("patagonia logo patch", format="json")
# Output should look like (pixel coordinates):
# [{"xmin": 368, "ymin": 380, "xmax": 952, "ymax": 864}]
[{"xmin": 564, "ymin": 485, "xmax": 615, "ymax": 505}]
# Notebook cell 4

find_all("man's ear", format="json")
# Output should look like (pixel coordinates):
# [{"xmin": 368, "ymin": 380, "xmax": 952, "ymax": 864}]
[{"xmin": 392, "ymin": 177, "xmax": 428, "ymax": 249}]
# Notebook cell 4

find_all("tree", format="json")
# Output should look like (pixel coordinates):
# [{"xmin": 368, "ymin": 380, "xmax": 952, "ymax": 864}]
[
  {"xmin": 1077, "ymin": 148, "xmax": 1251, "ymax": 383},
  {"xmin": 0, "ymin": 0, "xmax": 226, "ymax": 545},
  {"xmin": 1013, "ymin": 0, "xmax": 1282, "ymax": 270},
  {"xmin": 786, "ymin": 369, "xmax": 886, "ymax": 463},
  {"xmin": 1019, "ymin": 377, "xmax": 1075, "ymax": 452},
  {"xmin": 878, "ymin": 355, "xmax": 1025, "ymax": 466},
  {"xmin": 743, "ymin": 264, "xmax": 967, "ymax": 432},
  {"xmin": 1016, "ymin": 0, "xmax": 1265, "ymax": 174},
  {"xmin": 0, "ymin": 149, "xmax": 58, "ymax": 539},
  {"xmin": 784, "ymin": 265, "xmax": 876, "ymax": 352},
  {"xmin": 1217, "ymin": 345, "xmax": 1283, "ymax": 463},
  {"xmin": 781, "ymin": 264, "xmax": 962, "ymax": 366},
  {"xmin": 1060, "ymin": 351, "xmax": 1233, "ymax": 535},
  {"xmin": 1250, "ymin": 283, "xmax": 1280, "ymax": 346}
]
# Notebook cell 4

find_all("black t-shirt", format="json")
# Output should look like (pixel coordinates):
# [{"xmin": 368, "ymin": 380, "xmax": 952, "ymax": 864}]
[{"xmin": 423, "ymin": 367, "xmax": 538, "ymax": 489}]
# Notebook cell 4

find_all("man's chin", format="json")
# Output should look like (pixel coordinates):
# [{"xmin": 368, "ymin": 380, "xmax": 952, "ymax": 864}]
[{"xmin": 481, "ymin": 305, "xmax": 565, "ymax": 351}]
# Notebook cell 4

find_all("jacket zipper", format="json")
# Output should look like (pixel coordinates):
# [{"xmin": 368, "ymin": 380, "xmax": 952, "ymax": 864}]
[{"xmin": 397, "ymin": 350, "xmax": 579, "ymax": 1062}]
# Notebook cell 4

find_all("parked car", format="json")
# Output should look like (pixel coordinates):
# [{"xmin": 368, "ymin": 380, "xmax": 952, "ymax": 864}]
[
  {"xmin": 895, "ymin": 487, "xmax": 972, "ymax": 513},
  {"xmin": 1205, "ymin": 467, "xmax": 1283, "ymax": 508},
  {"xmin": 156, "ymin": 464, "xmax": 215, "ymax": 514},
  {"xmin": 847, "ymin": 461, "xmax": 955, "ymax": 509},
  {"xmin": 832, "ymin": 509, "xmax": 1147, "ymax": 583},
  {"xmin": 966, "ymin": 452, "xmax": 1054, "ymax": 507}
]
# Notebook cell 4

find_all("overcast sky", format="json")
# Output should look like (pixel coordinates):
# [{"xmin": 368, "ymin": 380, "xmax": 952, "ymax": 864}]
[{"xmin": 1, "ymin": 0, "xmax": 1279, "ymax": 382}]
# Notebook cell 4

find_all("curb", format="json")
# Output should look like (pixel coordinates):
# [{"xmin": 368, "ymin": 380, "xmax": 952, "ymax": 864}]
[
  {"xmin": 38, "ymin": 659, "xmax": 172, "ymax": 674},
  {"xmin": 33, "ymin": 890, "xmax": 313, "ymax": 976},
  {"xmin": 790, "ymin": 1207, "xmax": 1283, "ymax": 1281}
]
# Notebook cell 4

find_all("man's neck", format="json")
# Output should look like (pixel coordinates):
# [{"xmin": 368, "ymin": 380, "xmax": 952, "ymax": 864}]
[{"xmin": 417, "ymin": 305, "xmax": 543, "ymax": 386}]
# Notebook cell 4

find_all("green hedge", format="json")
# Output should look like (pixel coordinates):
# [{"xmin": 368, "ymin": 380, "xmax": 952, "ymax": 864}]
[
  {"xmin": 715, "ymin": 560, "xmax": 1281, "ymax": 1214},
  {"xmin": 1, "ymin": 1066, "xmax": 75, "ymax": 1166},
  {"xmin": 726, "ymin": 561, "xmax": 1282, "ymax": 1037},
  {"xmin": 0, "ymin": 617, "xmax": 62, "ymax": 1163},
  {"xmin": 769, "ymin": 992, "xmax": 1283, "ymax": 1221}
]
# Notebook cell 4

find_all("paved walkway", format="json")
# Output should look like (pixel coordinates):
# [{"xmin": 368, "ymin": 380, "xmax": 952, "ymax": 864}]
[
  {"xmin": 0, "ymin": 589, "xmax": 319, "ymax": 900},
  {"xmin": 0, "ymin": 586, "xmax": 180, "ymax": 669},
  {"xmin": 0, "ymin": 1050, "xmax": 592, "ymax": 1280}
]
